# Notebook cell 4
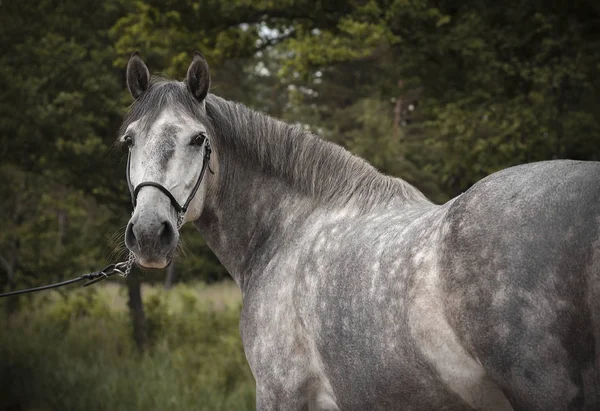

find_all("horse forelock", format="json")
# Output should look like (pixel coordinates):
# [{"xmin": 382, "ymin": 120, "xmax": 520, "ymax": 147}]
[{"xmin": 118, "ymin": 78, "xmax": 215, "ymax": 139}]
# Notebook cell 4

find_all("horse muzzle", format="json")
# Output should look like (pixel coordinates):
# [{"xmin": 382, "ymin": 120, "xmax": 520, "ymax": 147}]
[{"xmin": 125, "ymin": 211, "xmax": 178, "ymax": 269}]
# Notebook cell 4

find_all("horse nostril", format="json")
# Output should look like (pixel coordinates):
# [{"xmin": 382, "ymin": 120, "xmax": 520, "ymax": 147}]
[
  {"xmin": 159, "ymin": 221, "xmax": 175, "ymax": 247},
  {"xmin": 125, "ymin": 222, "xmax": 138, "ymax": 250}
]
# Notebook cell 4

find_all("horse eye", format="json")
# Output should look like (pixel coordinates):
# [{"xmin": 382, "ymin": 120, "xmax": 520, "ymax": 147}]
[
  {"xmin": 123, "ymin": 135, "xmax": 133, "ymax": 147},
  {"xmin": 191, "ymin": 133, "xmax": 206, "ymax": 146}
]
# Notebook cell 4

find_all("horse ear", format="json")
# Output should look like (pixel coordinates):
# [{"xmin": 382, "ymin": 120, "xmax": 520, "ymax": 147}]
[
  {"xmin": 186, "ymin": 51, "xmax": 210, "ymax": 102},
  {"xmin": 126, "ymin": 51, "xmax": 150, "ymax": 99}
]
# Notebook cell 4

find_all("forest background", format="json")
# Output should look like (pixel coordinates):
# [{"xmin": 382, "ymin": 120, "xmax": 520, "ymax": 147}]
[{"xmin": 1, "ymin": 0, "xmax": 600, "ymax": 409}]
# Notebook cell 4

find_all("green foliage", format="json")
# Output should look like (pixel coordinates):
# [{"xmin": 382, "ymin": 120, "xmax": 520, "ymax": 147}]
[
  {"xmin": 0, "ymin": 283, "xmax": 254, "ymax": 411},
  {"xmin": 275, "ymin": 0, "xmax": 600, "ymax": 197}
]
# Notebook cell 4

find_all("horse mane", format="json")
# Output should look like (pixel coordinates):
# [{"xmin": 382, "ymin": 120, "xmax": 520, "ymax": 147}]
[
  {"xmin": 119, "ymin": 78, "xmax": 430, "ymax": 209},
  {"xmin": 204, "ymin": 95, "xmax": 430, "ymax": 208}
]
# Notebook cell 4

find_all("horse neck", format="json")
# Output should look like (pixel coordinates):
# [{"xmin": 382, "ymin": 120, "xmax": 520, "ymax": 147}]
[
  {"xmin": 194, "ymin": 96, "xmax": 430, "ymax": 290},
  {"xmin": 195, "ymin": 162, "xmax": 320, "ymax": 290}
]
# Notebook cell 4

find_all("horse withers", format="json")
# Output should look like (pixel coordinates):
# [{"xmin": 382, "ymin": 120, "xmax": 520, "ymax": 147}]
[{"xmin": 119, "ymin": 52, "xmax": 600, "ymax": 410}]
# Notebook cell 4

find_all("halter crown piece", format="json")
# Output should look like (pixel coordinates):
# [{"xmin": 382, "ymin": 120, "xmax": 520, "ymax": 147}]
[{"xmin": 0, "ymin": 138, "xmax": 213, "ymax": 298}]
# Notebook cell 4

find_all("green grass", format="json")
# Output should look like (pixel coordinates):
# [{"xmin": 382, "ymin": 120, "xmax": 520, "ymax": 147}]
[{"xmin": 0, "ymin": 281, "xmax": 255, "ymax": 411}]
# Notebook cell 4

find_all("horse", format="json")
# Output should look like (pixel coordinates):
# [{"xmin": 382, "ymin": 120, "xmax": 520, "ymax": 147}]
[{"xmin": 119, "ymin": 51, "xmax": 600, "ymax": 410}]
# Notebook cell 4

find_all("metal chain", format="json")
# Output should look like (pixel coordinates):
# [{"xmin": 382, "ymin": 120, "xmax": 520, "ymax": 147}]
[
  {"xmin": 112, "ymin": 212, "xmax": 138, "ymax": 279},
  {"xmin": 114, "ymin": 211, "xmax": 184, "ymax": 279},
  {"xmin": 123, "ymin": 251, "xmax": 135, "ymax": 278},
  {"xmin": 177, "ymin": 211, "xmax": 185, "ymax": 229}
]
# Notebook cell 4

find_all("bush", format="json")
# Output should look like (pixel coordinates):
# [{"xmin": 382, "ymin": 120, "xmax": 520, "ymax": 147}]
[{"xmin": 0, "ymin": 282, "xmax": 255, "ymax": 411}]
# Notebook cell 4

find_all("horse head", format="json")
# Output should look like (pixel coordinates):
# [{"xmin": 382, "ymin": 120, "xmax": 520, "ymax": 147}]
[{"xmin": 120, "ymin": 52, "xmax": 216, "ymax": 269}]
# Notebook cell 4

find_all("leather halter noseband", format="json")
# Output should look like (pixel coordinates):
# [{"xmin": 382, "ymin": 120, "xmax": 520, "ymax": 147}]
[{"xmin": 126, "ymin": 138, "xmax": 212, "ymax": 219}]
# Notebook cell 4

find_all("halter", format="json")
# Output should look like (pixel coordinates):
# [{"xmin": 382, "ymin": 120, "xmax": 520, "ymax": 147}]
[
  {"xmin": 0, "ymin": 139, "xmax": 213, "ymax": 298},
  {"xmin": 126, "ymin": 138, "xmax": 212, "ymax": 227}
]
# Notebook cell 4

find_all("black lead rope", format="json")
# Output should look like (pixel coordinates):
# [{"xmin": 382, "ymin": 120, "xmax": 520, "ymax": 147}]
[{"xmin": 0, "ymin": 263, "xmax": 128, "ymax": 298}]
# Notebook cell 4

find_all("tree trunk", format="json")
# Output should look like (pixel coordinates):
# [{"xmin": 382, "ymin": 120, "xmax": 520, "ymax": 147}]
[
  {"xmin": 1, "ymin": 254, "xmax": 18, "ymax": 320},
  {"xmin": 126, "ymin": 271, "xmax": 147, "ymax": 352},
  {"xmin": 394, "ymin": 80, "xmax": 404, "ymax": 139},
  {"xmin": 57, "ymin": 208, "xmax": 69, "ymax": 248},
  {"xmin": 164, "ymin": 259, "xmax": 176, "ymax": 290},
  {"xmin": 553, "ymin": 76, "xmax": 569, "ymax": 159}
]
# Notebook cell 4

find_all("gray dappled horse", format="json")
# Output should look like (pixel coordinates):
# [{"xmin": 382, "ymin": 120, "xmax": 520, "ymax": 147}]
[{"xmin": 120, "ymin": 52, "xmax": 600, "ymax": 410}]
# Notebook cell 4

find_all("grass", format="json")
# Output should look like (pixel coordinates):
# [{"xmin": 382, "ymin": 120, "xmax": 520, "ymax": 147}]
[
  {"xmin": 99, "ymin": 281, "xmax": 242, "ymax": 312},
  {"xmin": 0, "ymin": 281, "xmax": 255, "ymax": 411}
]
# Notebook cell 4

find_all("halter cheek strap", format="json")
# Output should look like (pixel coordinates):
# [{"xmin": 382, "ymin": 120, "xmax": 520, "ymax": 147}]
[{"xmin": 126, "ymin": 139, "xmax": 212, "ymax": 218}]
